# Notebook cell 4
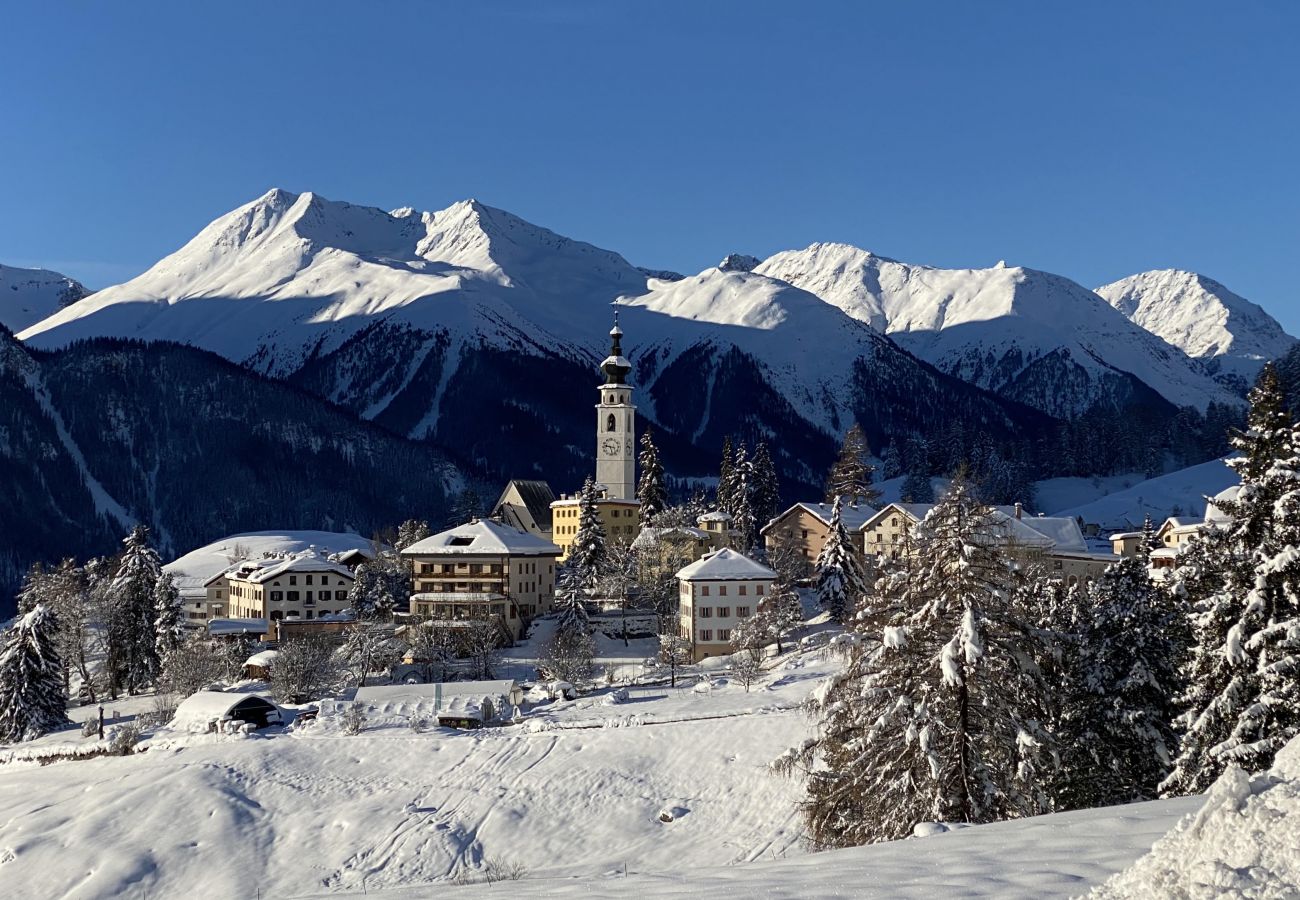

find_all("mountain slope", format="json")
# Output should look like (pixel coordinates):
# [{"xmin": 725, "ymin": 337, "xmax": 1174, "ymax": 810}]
[
  {"xmin": 1096, "ymin": 270, "xmax": 1295, "ymax": 389},
  {"xmin": 18, "ymin": 189, "xmax": 1051, "ymax": 494},
  {"xmin": 0, "ymin": 263, "xmax": 89, "ymax": 333},
  {"xmin": 0, "ymin": 325, "xmax": 461, "ymax": 611},
  {"xmin": 756, "ymin": 244, "xmax": 1241, "ymax": 418}
]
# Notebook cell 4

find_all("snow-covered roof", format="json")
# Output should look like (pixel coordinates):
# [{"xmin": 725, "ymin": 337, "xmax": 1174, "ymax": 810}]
[
  {"xmin": 1159, "ymin": 517, "xmax": 1204, "ymax": 535},
  {"xmin": 410, "ymin": 591, "xmax": 504, "ymax": 603},
  {"xmin": 215, "ymin": 547, "xmax": 356, "ymax": 586},
  {"xmin": 1205, "ymin": 484, "xmax": 1241, "ymax": 524},
  {"xmin": 676, "ymin": 548, "xmax": 776, "ymax": 582},
  {"xmin": 170, "ymin": 691, "xmax": 277, "ymax": 729},
  {"xmin": 492, "ymin": 479, "xmax": 556, "ymax": 529},
  {"xmin": 1109, "ymin": 531, "xmax": 1144, "ymax": 541},
  {"xmin": 763, "ymin": 501, "xmax": 877, "ymax": 533},
  {"xmin": 1014, "ymin": 516, "xmax": 1089, "ymax": 554},
  {"xmin": 207, "ymin": 618, "xmax": 270, "ymax": 636},
  {"xmin": 401, "ymin": 519, "xmax": 562, "ymax": 557},
  {"xmin": 354, "ymin": 680, "xmax": 517, "ymax": 705},
  {"xmin": 244, "ymin": 650, "xmax": 280, "ymax": 668},
  {"xmin": 696, "ymin": 511, "xmax": 732, "ymax": 523},
  {"xmin": 632, "ymin": 526, "xmax": 708, "ymax": 549},
  {"xmin": 860, "ymin": 503, "xmax": 933, "ymax": 531},
  {"xmin": 863, "ymin": 503, "xmax": 1084, "ymax": 552}
]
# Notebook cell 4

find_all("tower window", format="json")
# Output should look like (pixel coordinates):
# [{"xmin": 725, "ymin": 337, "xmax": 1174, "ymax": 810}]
[
  {"xmin": 607, "ymin": 394, "xmax": 614, "ymax": 404},
  {"xmin": 607, "ymin": 413, "xmax": 616, "ymax": 432}
]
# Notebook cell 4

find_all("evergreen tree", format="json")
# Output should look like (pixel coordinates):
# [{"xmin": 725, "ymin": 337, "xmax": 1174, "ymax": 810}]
[
  {"xmin": 568, "ymin": 475, "xmax": 609, "ymax": 597},
  {"xmin": 447, "ymin": 488, "xmax": 485, "ymax": 527},
  {"xmin": 750, "ymin": 442, "xmax": 781, "ymax": 539},
  {"xmin": 777, "ymin": 479, "xmax": 1053, "ymax": 846},
  {"xmin": 1164, "ymin": 364, "xmax": 1300, "ymax": 794},
  {"xmin": 824, "ymin": 423, "xmax": 881, "ymax": 507},
  {"xmin": 0, "ymin": 604, "xmax": 69, "ymax": 742},
  {"xmin": 152, "ymin": 571, "xmax": 184, "ymax": 666},
  {"xmin": 900, "ymin": 471, "xmax": 935, "ymax": 503},
  {"xmin": 717, "ymin": 436, "xmax": 737, "ymax": 515},
  {"xmin": 881, "ymin": 439, "xmax": 904, "ymax": 480},
  {"xmin": 394, "ymin": 519, "xmax": 432, "ymax": 552},
  {"xmin": 1140, "ymin": 514, "xmax": 1159, "ymax": 557},
  {"xmin": 730, "ymin": 444, "xmax": 757, "ymax": 552},
  {"xmin": 15, "ymin": 561, "xmax": 47, "ymax": 615},
  {"xmin": 637, "ymin": 430, "xmax": 668, "ymax": 522},
  {"xmin": 348, "ymin": 560, "xmax": 399, "ymax": 621},
  {"xmin": 814, "ymin": 496, "xmax": 867, "ymax": 624},
  {"xmin": 1055, "ymin": 556, "xmax": 1184, "ymax": 808},
  {"xmin": 554, "ymin": 571, "xmax": 591, "ymax": 636},
  {"xmin": 107, "ymin": 525, "xmax": 164, "ymax": 694}
]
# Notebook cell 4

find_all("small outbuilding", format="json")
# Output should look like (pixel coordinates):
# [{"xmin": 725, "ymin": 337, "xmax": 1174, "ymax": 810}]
[
  {"xmin": 242, "ymin": 649, "xmax": 280, "ymax": 680},
  {"xmin": 170, "ymin": 691, "xmax": 282, "ymax": 733}
]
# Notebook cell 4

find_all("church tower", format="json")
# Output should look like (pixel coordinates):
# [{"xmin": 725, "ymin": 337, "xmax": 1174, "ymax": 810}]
[{"xmin": 596, "ymin": 314, "xmax": 636, "ymax": 501}]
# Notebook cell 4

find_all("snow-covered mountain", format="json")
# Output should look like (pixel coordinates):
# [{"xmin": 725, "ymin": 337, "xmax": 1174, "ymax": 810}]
[
  {"xmin": 18, "ymin": 189, "xmax": 1046, "ymax": 492},
  {"xmin": 756, "ymin": 244, "xmax": 1242, "ymax": 418},
  {"xmin": 0, "ymin": 263, "xmax": 89, "ymax": 333},
  {"xmin": 1096, "ymin": 269, "xmax": 1295, "ymax": 388}
]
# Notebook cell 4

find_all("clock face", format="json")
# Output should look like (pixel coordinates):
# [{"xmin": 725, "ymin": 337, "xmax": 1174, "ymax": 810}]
[
  {"xmin": 602, "ymin": 437, "xmax": 620, "ymax": 456},
  {"xmin": 625, "ymin": 437, "xmax": 634, "ymax": 455}
]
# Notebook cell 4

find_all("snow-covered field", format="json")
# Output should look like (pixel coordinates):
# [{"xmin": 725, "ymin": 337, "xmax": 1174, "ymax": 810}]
[
  {"xmin": 0, "ymin": 633, "xmax": 1241, "ymax": 900},
  {"xmin": 1054, "ymin": 458, "xmax": 1238, "ymax": 530}
]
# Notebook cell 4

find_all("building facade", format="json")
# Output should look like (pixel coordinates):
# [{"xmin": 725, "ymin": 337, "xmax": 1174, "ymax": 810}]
[
  {"xmin": 550, "ymin": 491, "xmax": 641, "ymax": 561},
  {"xmin": 760, "ymin": 502, "xmax": 876, "ymax": 564},
  {"xmin": 676, "ymin": 548, "xmax": 777, "ymax": 662},
  {"xmin": 216, "ymin": 548, "xmax": 356, "ymax": 624},
  {"xmin": 401, "ymin": 519, "xmax": 562, "ymax": 643},
  {"xmin": 491, "ymin": 480, "xmax": 557, "ymax": 540}
]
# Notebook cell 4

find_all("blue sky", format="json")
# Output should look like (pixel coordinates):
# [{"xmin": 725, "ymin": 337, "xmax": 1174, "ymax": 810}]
[{"xmin": 2, "ymin": 1, "xmax": 1297, "ymax": 328}]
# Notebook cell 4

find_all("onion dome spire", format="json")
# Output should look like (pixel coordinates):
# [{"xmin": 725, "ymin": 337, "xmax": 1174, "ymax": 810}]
[{"xmin": 601, "ymin": 307, "xmax": 632, "ymax": 385}]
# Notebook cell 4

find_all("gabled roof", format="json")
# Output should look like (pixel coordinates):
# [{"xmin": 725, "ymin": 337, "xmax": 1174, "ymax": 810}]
[
  {"xmin": 401, "ymin": 518, "xmax": 562, "ymax": 557},
  {"xmin": 1013, "ymin": 516, "xmax": 1089, "ymax": 554},
  {"xmin": 762, "ymin": 501, "xmax": 877, "ymax": 534},
  {"xmin": 860, "ymin": 502, "xmax": 935, "ymax": 532},
  {"xmin": 224, "ymin": 548, "xmax": 356, "ymax": 585},
  {"xmin": 676, "ymin": 548, "xmax": 776, "ymax": 581},
  {"xmin": 632, "ymin": 525, "xmax": 708, "ymax": 550},
  {"xmin": 862, "ymin": 503, "xmax": 1086, "ymax": 552},
  {"xmin": 493, "ymin": 479, "xmax": 556, "ymax": 528}
]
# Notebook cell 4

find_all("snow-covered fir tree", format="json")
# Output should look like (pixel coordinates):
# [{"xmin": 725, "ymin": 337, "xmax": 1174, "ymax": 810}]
[
  {"xmin": 1055, "ymin": 555, "xmax": 1184, "ymax": 809},
  {"xmin": 716, "ymin": 436, "xmax": 738, "ymax": 516},
  {"xmin": 1164, "ymin": 364, "xmax": 1300, "ymax": 794},
  {"xmin": 15, "ymin": 561, "xmax": 47, "ymax": 615},
  {"xmin": 107, "ymin": 525, "xmax": 165, "ymax": 694},
  {"xmin": 814, "ymin": 496, "xmax": 867, "ymax": 624},
  {"xmin": 152, "ymin": 571, "xmax": 184, "ymax": 666},
  {"xmin": 0, "ymin": 604, "xmax": 70, "ymax": 742},
  {"xmin": 824, "ymin": 423, "xmax": 881, "ymax": 507},
  {"xmin": 881, "ymin": 440, "xmax": 904, "ymax": 480},
  {"xmin": 394, "ymin": 519, "xmax": 431, "ymax": 552},
  {"xmin": 778, "ymin": 479, "xmax": 1053, "ymax": 847},
  {"xmin": 348, "ymin": 560, "xmax": 399, "ymax": 621},
  {"xmin": 749, "ymin": 442, "xmax": 781, "ymax": 540},
  {"xmin": 730, "ymin": 444, "xmax": 757, "ymax": 551},
  {"xmin": 637, "ymin": 430, "xmax": 668, "ymax": 522},
  {"xmin": 568, "ymin": 475, "xmax": 609, "ymax": 596},
  {"xmin": 900, "ymin": 470, "xmax": 935, "ymax": 503}
]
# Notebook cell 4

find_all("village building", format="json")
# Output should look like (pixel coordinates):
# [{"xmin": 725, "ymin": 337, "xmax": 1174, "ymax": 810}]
[
  {"xmin": 400, "ymin": 518, "xmax": 562, "ymax": 643},
  {"xmin": 170, "ymin": 691, "xmax": 281, "ymax": 733},
  {"xmin": 676, "ymin": 548, "xmax": 777, "ymax": 662},
  {"xmin": 860, "ymin": 502, "xmax": 1113, "ymax": 586},
  {"xmin": 551, "ymin": 318, "xmax": 642, "ymax": 560},
  {"xmin": 491, "ymin": 479, "xmax": 557, "ymax": 540},
  {"xmin": 760, "ymin": 501, "xmax": 877, "ymax": 563},
  {"xmin": 340, "ymin": 680, "xmax": 523, "ymax": 729},
  {"xmin": 696, "ymin": 510, "xmax": 736, "ymax": 544},
  {"xmin": 216, "ymin": 548, "xmax": 357, "ymax": 625}
]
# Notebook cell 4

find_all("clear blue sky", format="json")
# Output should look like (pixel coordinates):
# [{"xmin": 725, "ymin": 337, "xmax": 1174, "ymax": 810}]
[{"xmin": 3, "ymin": 1, "xmax": 1297, "ymax": 328}]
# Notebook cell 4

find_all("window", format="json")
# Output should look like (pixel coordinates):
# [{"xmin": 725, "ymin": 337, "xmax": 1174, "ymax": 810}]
[
  {"xmin": 287, "ymin": 591, "xmax": 299, "ymax": 602},
  {"xmin": 892, "ymin": 517, "xmax": 898, "ymax": 527},
  {"xmin": 718, "ymin": 629, "xmax": 731, "ymax": 641},
  {"xmin": 320, "ymin": 576, "xmax": 328, "ymax": 586},
  {"xmin": 701, "ymin": 586, "xmax": 710, "ymax": 596},
  {"xmin": 271, "ymin": 591, "xmax": 283, "ymax": 602},
  {"xmin": 718, "ymin": 586, "xmax": 727, "ymax": 596},
  {"xmin": 306, "ymin": 574, "xmax": 313, "ymax": 585},
  {"xmin": 737, "ymin": 606, "xmax": 750, "ymax": 618},
  {"xmin": 875, "ymin": 533, "xmax": 883, "ymax": 543},
  {"xmin": 607, "ymin": 413, "xmax": 616, "ymax": 432},
  {"xmin": 738, "ymin": 585, "xmax": 747, "ymax": 596},
  {"xmin": 756, "ymin": 585, "xmax": 765, "ymax": 596},
  {"xmin": 335, "ymin": 590, "xmax": 347, "ymax": 601},
  {"xmin": 304, "ymin": 592, "xmax": 315, "ymax": 605},
  {"xmin": 1053, "ymin": 560, "xmax": 1063, "ymax": 570},
  {"xmin": 718, "ymin": 607, "xmax": 730, "ymax": 618},
  {"xmin": 700, "ymin": 629, "xmax": 713, "ymax": 642},
  {"xmin": 289, "ymin": 575, "xmax": 297, "ymax": 586},
  {"xmin": 801, "ymin": 529, "xmax": 808, "ymax": 539},
  {"xmin": 699, "ymin": 607, "xmax": 712, "ymax": 618},
  {"xmin": 306, "ymin": 610, "xmax": 314, "ymax": 620}
]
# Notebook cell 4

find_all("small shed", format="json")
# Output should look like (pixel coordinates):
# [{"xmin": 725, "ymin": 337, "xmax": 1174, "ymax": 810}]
[
  {"xmin": 436, "ymin": 697, "xmax": 486, "ymax": 730},
  {"xmin": 242, "ymin": 649, "xmax": 280, "ymax": 680},
  {"xmin": 170, "ymin": 691, "xmax": 282, "ymax": 733}
]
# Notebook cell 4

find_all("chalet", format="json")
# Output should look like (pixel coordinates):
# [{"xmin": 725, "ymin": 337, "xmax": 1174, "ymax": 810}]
[
  {"xmin": 760, "ymin": 502, "xmax": 877, "ymax": 564},
  {"xmin": 491, "ymin": 480, "xmax": 557, "ymax": 540},
  {"xmin": 676, "ymin": 548, "xmax": 776, "ymax": 662},
  {"xmin": 219, "ymin": 548, "xmax": 356, "ymax": 625},
  {"xmin": 401, "ymin": 519, "xmax": 562, "ymax": 643}
]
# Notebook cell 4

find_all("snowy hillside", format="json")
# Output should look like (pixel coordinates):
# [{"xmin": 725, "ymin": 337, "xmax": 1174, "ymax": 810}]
[
  {"xmin": 756, "ymin": 244, "xmax": 1241, "ymax": 417},
  {"xmin": 1052, "ymin": 457, "xmax": 1238, "ymax": 528},
  {"xmin": 0, "ymin": 263, "xmax": 88, "ymax": 333},
  {"xmin": 1096, "ymin": 269, "xmax": 1295, "ymax": 387},
  {"xmin": 16, "ymin": 189, "xmax": 1045, "ymax": 493}
]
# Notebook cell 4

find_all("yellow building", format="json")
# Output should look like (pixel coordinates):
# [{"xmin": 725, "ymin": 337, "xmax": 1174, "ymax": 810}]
[{"xmin": 551, "ymin": 491, "xmax": 641, "ymax": 561}]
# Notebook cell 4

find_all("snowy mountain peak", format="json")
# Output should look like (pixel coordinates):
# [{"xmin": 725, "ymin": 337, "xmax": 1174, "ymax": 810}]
[
  {"xmin": 0, "ymin": 263, "xmax": 90, "ymax": 334},
  {"xmin": 718, "ymin": 253, "xmax": 761, "ymax": 273},
  {"xmin": 1096, "ymin": 270, "xmax": 1295, "ymax": 382}
]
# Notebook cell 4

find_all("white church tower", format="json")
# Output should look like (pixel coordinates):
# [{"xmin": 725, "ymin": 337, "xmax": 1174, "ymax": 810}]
[{"xmin": 595, "ymin": 314, "xmax": 636, "ymax": 501}]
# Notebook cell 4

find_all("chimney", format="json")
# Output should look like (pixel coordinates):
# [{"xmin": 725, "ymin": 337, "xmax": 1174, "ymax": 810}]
[{"xmin": 1014, "ymin": 502, "xmax": 1023, "ymax": 520}]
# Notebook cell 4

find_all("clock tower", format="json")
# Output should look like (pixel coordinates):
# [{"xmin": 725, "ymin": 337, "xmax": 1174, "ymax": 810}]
[{"xmin": 596, "ymin": 314, "xmax": 636, "ymax": 501}]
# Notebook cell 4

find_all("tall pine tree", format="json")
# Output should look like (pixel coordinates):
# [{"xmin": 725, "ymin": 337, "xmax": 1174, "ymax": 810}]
[
  {"xmin": 108, "ymin": 525, "xmax": 164, "ymax": 694},
  {"xmin": 750, "ymin": 442, "xmax": 781, "ymax": 541},
  {"xmin": 717, "ymin": 436, "xmax": 737, "ymax": 515},
  {"xmin": 814, "ymin": 496, "xmax": 867, "ymax": 624},
  {"xmin": 778, "ymin": 479, "xmax": 1053, "ymax": 846},
  {"xmin": 824, "ymin": 423, "xmax": 881, "ymax": 507},
  {"xmin": 0, "ymin": 604, "xmax": 70, "ymax": 742},
  {"xmin": 637, "ymin": 430, "xmax": 668, "ymax": 523}
]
